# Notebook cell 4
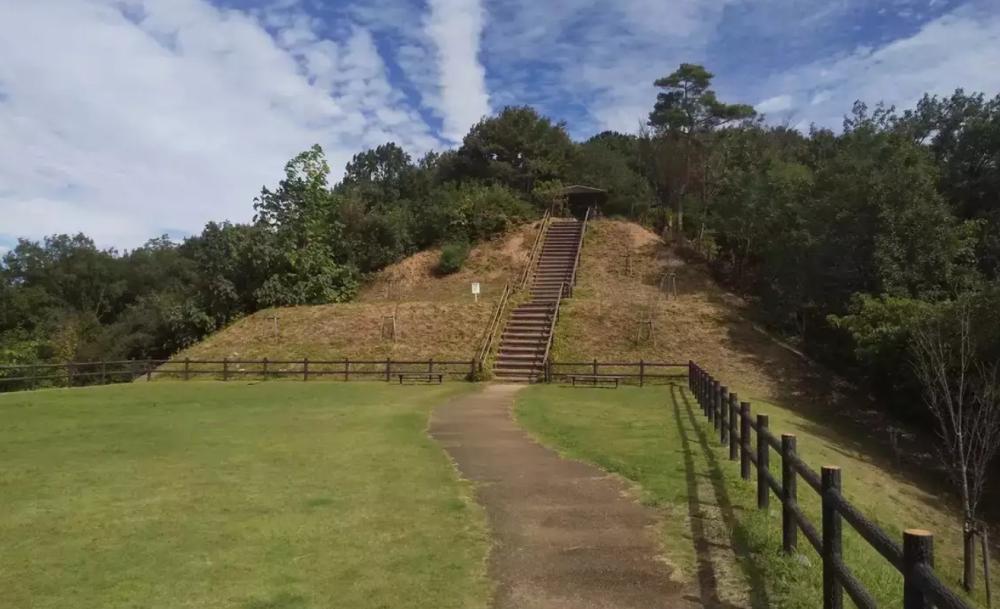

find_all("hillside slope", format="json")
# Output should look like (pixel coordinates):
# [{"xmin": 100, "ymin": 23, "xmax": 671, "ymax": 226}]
[{"xmin": 172, "ymin": 222, "xmax": 540, "ymax": 364}]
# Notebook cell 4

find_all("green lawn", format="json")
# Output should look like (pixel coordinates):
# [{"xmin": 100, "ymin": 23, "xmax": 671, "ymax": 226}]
[
  {"xmin": 517, "ymin": 383, "xmax": 994, "ymax": 609},
  {"xmin": 0, "ymin": 382, "xmax": 490, "ymax": 609}
]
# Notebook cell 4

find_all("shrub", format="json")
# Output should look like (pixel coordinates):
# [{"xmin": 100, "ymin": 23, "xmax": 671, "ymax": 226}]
[{"xmin": 437, "ymin": 241, "xmax": 470, "ymax": 275}]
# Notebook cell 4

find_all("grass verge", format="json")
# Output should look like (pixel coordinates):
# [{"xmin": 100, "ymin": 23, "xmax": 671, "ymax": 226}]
[
  {"xmin": 517, "ymin": 383, "xmax": 994, "ymax": 608},
  {"xmin": 0, "ymin": 382, "xmax": 490, "ymax": 609}
]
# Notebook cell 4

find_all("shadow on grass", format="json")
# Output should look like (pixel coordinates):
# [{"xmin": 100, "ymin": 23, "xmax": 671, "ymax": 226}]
[{"xmin": 670, "ymin": 383, "xmax": 771, "ymax": 609}]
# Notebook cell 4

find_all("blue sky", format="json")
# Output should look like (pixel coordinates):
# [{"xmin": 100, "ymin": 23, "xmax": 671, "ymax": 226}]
[{"xmin": 2, "ymin": 0, "xmax": 999, "ymax": 251}]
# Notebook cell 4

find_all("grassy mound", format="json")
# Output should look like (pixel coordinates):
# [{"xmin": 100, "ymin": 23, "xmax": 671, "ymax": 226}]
[{"xmin": 172, "ymin": 223, "xmax": 540, "ymax": 364}]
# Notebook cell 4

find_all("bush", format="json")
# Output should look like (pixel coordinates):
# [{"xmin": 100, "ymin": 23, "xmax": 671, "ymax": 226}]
[{"xmin": 437, "ymin": 241, "xmax": 470, "ymax": 275}]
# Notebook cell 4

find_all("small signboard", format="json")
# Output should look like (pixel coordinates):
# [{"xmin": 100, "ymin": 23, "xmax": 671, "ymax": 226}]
[{"xmin": 471, "ymin": 282, "xmax": 481, "ymax": 302}]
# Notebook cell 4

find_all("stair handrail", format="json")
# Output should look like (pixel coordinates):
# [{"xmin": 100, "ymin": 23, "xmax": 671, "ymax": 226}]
[
  {"xmin": 475, "ymin": 282, "xmax": 513, "ymax": 371},
  {"xmin": 566, "ymin": 206, "xmax": 592, "ymax": 298},
  {"xmin": 540, "ymin": 282, "xmax": 565, "ymax": 377},
  {"xmin": 519, "ymin": 210, "xmax": 551, "ymax": 290}
]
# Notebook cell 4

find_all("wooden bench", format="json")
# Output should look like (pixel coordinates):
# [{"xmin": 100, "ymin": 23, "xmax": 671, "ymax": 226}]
[
  {"xmin": 569, "ymin": 374, "xmax": 621, "ymax": 388},
  {"xmin": 397, "ymin": 372, "xmax": 443, "ymax": 384}
]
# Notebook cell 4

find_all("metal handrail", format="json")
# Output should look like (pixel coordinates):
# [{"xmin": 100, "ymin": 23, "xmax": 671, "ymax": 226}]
[
  {"xmin": 519, "ymin": 210, "xmax": 551, "ymax": 290},
  {"xmin": 540, "ymin": 282, "xmax": 565, "ymax": 378},
  {"xmin": 476, "ymin": 282, "xmax": 513, "ymax": 370},
  {"xmin": 567, "ymin": 206, "xmax": 592, "ymax": 297}
]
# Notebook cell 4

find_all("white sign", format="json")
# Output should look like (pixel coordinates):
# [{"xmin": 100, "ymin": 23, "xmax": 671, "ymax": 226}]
[{"xmin": 471, "ymin": 282, "xmax": 481, "ymax": 295}]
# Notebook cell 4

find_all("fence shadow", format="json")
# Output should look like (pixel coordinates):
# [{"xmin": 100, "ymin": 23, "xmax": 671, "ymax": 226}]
[{"xmin": 669, "ymin": 384, "xmax": 769, "ymax": 609}]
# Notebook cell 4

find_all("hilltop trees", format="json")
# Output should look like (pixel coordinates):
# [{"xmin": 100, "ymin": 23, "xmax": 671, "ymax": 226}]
[{"xmin": 646, "ymin": 64, "xmax": 757, "ymax": 233}]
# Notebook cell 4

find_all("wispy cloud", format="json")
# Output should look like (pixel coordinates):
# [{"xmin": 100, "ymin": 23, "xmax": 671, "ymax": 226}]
[
  {"xmin": 0, "ymin": 0, "xmax": 441, "ymax": 248},
  {"xmin": 761, "ymin": 2, "xmax": 1000, "ymax": 130},
  {"xmin": 424, "ymin": 0, "xmax": 491, "ymax": 142}
]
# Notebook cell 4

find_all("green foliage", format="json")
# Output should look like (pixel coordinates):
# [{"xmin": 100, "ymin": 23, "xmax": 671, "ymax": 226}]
[
  {"xmin": 648, "ymin": 63, "xmax": 756, "ymax": 133},
  {"xmin": 437, "ymin": 241, "xmax": 471, "ymax": 275},
  {"xmin": 456, "ymin": 106, "xmax": 575, "ymax": 194}
]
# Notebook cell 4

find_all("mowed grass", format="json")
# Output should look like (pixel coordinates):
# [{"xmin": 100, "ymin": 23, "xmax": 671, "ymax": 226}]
[
  {"xmin": 517, "ymin": 384, "xmax": 994, "ymax": 609},
  {"xmin": 0, "ymin": 382, "xmax": 490, "ymax": 609}
]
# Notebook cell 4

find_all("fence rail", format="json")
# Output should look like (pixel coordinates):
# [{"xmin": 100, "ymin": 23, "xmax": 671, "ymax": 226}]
[
  {"xmin": 688, "ymin": 361, "xmax": 975, "ymax": 609},
  {"xmin": 546, "ymin": 360, "xmax": 688, "ymax": 386},
  {"xmin": 0, "ymin": 358, "xmax": 478, "ymax": 391}
]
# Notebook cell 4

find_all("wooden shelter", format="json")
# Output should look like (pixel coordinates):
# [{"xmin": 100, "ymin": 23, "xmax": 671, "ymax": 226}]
[{"xmin": 557, "ymin": 185, "xmax": 607, "ymax": 219}]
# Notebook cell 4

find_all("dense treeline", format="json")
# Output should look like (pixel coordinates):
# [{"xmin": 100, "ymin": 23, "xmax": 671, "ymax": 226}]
[{"xmin": 3, "ymin": 65, "xmax": 1000, "ymax": 428}]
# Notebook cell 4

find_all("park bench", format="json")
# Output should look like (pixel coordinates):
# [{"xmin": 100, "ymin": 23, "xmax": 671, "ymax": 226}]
[
  {"xmin": 569, "ymin": 374, "xmax": 621, "ymax": 388},
  {"xmin": 397, "ymin": 372, "xmax": 443, "ymax": 384}
]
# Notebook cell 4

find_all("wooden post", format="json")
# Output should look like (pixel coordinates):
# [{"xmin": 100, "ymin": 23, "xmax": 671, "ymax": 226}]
[
  {"xmin": 66, "ymin": 363, "xmax": 73, "ymax": 387},
  {"xmin": 782, "ymin": 434, "xmax": 798, "ymax": 553},
  {"xmin": 688, "ymin": 361, "xmax": 694, "ymax": 392},
  {"xmin": 222, "ymin": 358, "xmax": 229, "ymax": 381},
  {"xmin": 903, "ymin": 529, "xmax": 934, "ymax": 609},
  {"xmin": 100, "ymin": 361, "xmax": 107, "ymax": 385},
  {"xmin": 757, "ymin": 414, "xmax": 769, "ymax": 509},
  {"xmin": 344, "ymin": 357, "xmax": 349, "ymax": 382},
  {"xmin": 184, "ymin": 358, "xmax": 190, "ymax": 381},
  {"xmin": 262, "ymin": 357, "xmax": 269, "ymax": 380},
  {"xmin": 740, "ymin": 402, "xmax": 752, "ymax": 480},
  {"xmin": 592, "ymin": 358, "xmax": 598, "ymax": 377},
  {"xmin": 303, "ymin": 358, "xmax": 309, "ymax": 382},
  {"xmin": 386, "ymin": 357, "xmax": 391, "ymax": 382},
  {"xmin": 708, "ymin": 380, "xmax": 717, "ymax": 424},
  {"xmin": 639, "ymin": 359, "xmax": 644, "ymax": 387},
  {"xmin": 729, "ymin": 394, "xmax": 739, "ymax": 460},
  {"xmin": 146, "ymin": 360, "xmax": 152, "ymax": 382},
  {"xmin": 822, "ymin": 466, "xmax": 843, "ymax": 609},
  {"xmin": 719, "ymin": 386, "xmax": 728, "ymax": 444},
  {"xmin": 429, "ymin": 358, "xmax": 434, "ymax": 374}
]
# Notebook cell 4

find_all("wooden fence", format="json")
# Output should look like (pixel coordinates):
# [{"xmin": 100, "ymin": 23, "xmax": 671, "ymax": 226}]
[
  {"xmin": 0, "ymin": 358, "xmax": 478, "ymax": 392},
  {"xmin": 546, "ymin": 360, "xmax": 688, "ymax": 386},
  {"xmin": 689, "ymin": 362, "xmax": 974, "ymax": 609}
]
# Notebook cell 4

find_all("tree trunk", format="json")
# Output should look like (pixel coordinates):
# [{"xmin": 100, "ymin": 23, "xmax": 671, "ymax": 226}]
[{"xmin": 965, "ymin": 520, "xmax": 977, "ymax": 591}]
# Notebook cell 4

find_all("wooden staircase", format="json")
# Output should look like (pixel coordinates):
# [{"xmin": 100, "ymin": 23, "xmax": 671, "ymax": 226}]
[{"xmin": 493, "ymin": 218, "xmax": 583, "ymax": 382}]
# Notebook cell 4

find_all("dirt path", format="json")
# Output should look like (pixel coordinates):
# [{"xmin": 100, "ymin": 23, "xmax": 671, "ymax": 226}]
[{"xmin": 430, "ymin": 384, "xmax": 696, "ymax": 609}]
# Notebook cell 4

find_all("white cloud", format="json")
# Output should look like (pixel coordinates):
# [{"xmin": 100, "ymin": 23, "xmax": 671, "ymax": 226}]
[
  {"xmin": 764, "ymin": 3, "xmax": 1000, "ymax": 129},
  {"xmin": 423, "ymin": 0, "xmax": 492, "ymax": 142},
  {"xmin": 0, "ymin": 0, "xmax": 442, "ymax": 249},
  {"xmin": 755, "ymin": 94, "xmax": 794, "ymax": 114}
]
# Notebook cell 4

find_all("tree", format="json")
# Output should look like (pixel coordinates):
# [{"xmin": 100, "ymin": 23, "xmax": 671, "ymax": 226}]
[
  {"xmin": 647, "ymin": 64, "xmax": 756, "ymax": 233},
  {"xmin": 456, "ymin": 106, "xmax": 575, "ymax": 195},
  {"xmin": 339, "ymin": 142, "xmax": 418, "ymax": 207},
  {"xmin": 911, "ymin": 301, "xmax": 1000, "ymax": 593}
]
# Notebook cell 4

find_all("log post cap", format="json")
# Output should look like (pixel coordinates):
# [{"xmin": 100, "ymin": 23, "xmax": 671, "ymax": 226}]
[
  {"xmin": 822, "ymin": 465, "xmax": 841, "ymax": 471},
  {"xmin": 782, "ymin": 433, "xmax": 796, "ymax": 440},
  {"xmin": 904, "ymin": 528, "xmax": 933, "ymax": 537}
]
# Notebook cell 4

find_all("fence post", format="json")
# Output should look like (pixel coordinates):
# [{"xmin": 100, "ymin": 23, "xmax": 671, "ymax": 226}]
[
  {"xmin": 639, "ymin": 359, "xmax": 645, "ymax": 387},
  {"xmin": 688, "ymin": 361, "xmax": 694, "ymax": 392},
  {"xmin": 903, "ymin": 529, "xmax": 934, "ymax": 609},
  {"xmin": 740, "ymin": 402, "xmax": 752, "ymax": 480},
  {"xmin": 708, "ymin": 380, "xmax": 718, "ymax": 423},
  {"xmin": 386, "ymin": 357, "xmax": 391, "ymax": 382},
  {"xmin": 146, "ymin": 360, "xmax": 152, "ymax": 382},
  {"xmin": 184, "ymin": 358, "xmax": 190, "ymax": 381},
  {"xmin": 757, "ymin": 414, "xmax": 770, "ymax": 509},
  {"xmin": 66, "ymin": 363, "xmax": 73, "ymax": 387},
  {"xmin": 719, "ymin": 386, "xmax": 729, "ymax": 444},
  {"xmin": 303, "ymin": 358, "xmax": 309, "ymax": 382},
  {"xmin": 262, "ymin": 357, "xmax": 269, "ymax": 380},
  {"xmin": 822, "ymin": 466, "xmax": 844, "ymax": 609},
  {"xmin": 222, "ymin": 357, "xmax": 229, "ymax": 381},
  {"xmin": 782, "ymin": 434, "xmax": 798, "ymax": 553},
  {"xmin": 593, "ymin": 358, "xmax": 598, "ymax": 377},
  {"xmin": 344, "ymin": 357, "xmax": 349, "ymax": 382},
  {"xmin": 101, "ymin": 361, "xmax": 107, "ymax": 385},
  {"xmin": 429, "ymin": 358, "xmax": 434, "ymax": 375},
  {"xmin": 729, "ymin": 394, "xmax": 739, "ymax": 460}
]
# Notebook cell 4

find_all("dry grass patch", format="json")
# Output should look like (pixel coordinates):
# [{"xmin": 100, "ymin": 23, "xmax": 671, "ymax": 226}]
[{"xmin": 170, "ymin": 221, "xmax": 543, "ymax": 367}]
